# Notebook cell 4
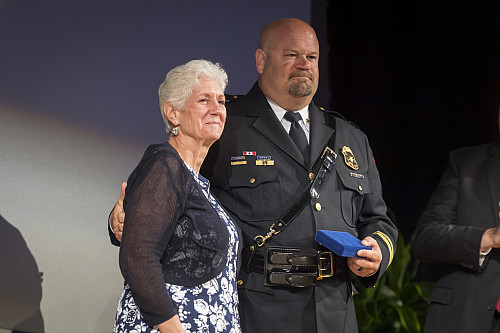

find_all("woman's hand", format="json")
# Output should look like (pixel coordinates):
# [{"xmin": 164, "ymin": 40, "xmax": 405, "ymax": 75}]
[{"xmin": 157, "ymin": 315, "xmax": 184, "ymax": 333}]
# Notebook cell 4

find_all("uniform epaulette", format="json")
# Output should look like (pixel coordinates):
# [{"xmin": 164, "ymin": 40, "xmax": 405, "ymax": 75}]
[
  {"xmin": 225, "ymin": 94, "xmax": 243, "ymax": 103},
  {"xmin": 318, "ymin": 107, "xmax": 360, "ymax": 129}
]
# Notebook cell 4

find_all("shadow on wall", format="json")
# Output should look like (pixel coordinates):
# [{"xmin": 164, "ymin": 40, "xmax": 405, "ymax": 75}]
[{"xmin": 0, "ymin": 214, "xmax": 44, "ymax": 333}]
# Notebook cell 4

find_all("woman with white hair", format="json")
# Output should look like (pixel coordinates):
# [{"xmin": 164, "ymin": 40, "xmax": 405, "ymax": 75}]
[{"xmin": 113, "ymin": 59, "xmax": 241, "ymax": 333}]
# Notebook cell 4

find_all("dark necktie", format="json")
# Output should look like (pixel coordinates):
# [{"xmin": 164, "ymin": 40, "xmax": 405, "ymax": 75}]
[{"xmin": 284, "ymin": 111, "xmax": 309, "ymax": 164}]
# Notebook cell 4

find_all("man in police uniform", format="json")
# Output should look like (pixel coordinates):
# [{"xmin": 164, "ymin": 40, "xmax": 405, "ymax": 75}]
[{"xmin": 110, "ymin": 18, "xmax": 397, "ymax": 332}]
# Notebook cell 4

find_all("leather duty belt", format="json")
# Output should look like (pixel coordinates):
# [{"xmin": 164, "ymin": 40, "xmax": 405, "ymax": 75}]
[{"xmin": 242, "ymin": 246, "xmax": 348, "ymax": 287}]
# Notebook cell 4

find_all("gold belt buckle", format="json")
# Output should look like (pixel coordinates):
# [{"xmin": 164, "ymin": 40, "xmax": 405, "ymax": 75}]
[{"xmin": 317, "ymin": 251, "xmax": 334, "ymax": 280}]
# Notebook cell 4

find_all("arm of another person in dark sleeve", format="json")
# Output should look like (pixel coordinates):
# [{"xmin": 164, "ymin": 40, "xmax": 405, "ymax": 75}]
[
  {"xmin": 410, "ymin": 150, "xmax": 486, "ymax": 271},
  {"xmin": 119, "ymin": 153, "xmax": 187, "ymax": 327}
]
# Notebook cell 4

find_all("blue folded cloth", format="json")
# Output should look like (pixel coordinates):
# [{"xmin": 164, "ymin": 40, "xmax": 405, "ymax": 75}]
[{"xmin": 315, "ymin": 230, "xmax": 371, "ymax": 257}]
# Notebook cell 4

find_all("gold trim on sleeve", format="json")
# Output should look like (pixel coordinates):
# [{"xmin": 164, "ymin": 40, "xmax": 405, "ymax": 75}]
[{"xmin": 373, "ymin": 231, "xmax": 394, "ymax": 266}]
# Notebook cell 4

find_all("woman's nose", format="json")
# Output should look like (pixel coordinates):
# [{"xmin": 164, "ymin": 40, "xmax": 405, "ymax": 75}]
[{"xmin": 209, "ymin": 100, "xmax": 223, "ymax": 113}]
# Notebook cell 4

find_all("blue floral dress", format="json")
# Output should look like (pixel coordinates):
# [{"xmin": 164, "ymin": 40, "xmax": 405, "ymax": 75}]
[{"xmin": 113, "ymin": 164, "xmax": 240, "ymax": 333}]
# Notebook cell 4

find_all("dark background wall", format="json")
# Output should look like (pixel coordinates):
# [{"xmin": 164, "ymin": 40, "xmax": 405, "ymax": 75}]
[{"xmin": 314, "ymin": 0, "xmax": 500, "ymax": 239}]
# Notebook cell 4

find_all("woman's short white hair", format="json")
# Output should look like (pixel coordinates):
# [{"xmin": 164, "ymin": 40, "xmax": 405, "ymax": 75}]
[{"xmin": 158, "ymin": 59, "xmax": 228, "ymax": 134}]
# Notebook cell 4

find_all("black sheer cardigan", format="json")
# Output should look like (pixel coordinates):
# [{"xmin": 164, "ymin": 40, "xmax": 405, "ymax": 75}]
[{"xmin": 118, "ymin": 142, "xmax": 241, "ymax": 327}]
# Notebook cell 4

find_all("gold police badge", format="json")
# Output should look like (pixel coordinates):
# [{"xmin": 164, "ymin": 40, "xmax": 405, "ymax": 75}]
[{"xmin": 342, "ymin": 146, "xmax": 358, "ymax": 170}]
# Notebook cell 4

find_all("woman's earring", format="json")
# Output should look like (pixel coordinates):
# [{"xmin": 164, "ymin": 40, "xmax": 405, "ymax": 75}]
[{"xmin": 172, "ymin": 126, "xmax": 178, "ymax": 136}]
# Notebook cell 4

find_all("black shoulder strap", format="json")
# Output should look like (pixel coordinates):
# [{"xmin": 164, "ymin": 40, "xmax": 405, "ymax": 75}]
[{"xmin": 251, "ymin": 114, "xmax": 337, "ymax": 249}]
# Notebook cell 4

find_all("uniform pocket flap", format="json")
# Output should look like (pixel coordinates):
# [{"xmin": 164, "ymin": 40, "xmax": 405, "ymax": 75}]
[
  {"xmin": 229, "ymin": 165, "xmax": 279, "ymax": 189},
  {"xmin": 336, "ymin": 168, "xmax": 372, "ymax": 195}
]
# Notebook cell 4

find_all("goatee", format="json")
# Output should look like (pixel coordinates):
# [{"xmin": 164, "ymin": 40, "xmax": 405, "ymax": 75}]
[{"xmin": 288, "ymin": 82, "xmax": 313, "ymax": 97}]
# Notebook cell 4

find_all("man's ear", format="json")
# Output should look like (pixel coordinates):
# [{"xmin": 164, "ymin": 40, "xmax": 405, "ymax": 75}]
[
  {"xmin": 164, "ymin": 102, "xmax": 179, "ymax": 127},
  {"xmin": 255, "ymin": 48, "xmax": 267, "ymax": 74}
]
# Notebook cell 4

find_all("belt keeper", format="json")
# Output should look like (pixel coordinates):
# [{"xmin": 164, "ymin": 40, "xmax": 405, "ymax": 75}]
[{"xmin": 263, "ymin": 247, "xmax": 322, "ymax": 287}]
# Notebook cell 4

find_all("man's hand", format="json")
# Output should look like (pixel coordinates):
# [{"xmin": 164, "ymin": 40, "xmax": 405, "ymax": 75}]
[
  {"xmin": 347, "ymin": 236, "xmax": 382, "ymax": 277},
  {"xmin": 110, "ymin": 182, "xmax": 126, "ymax": 242},
  {"xmin": 480, "ymin": 200, "xmax": 500, "ymax": 252}
]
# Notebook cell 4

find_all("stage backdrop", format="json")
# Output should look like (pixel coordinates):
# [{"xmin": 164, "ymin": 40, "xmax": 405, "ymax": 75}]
[{"xmin": 0, "ymin": 1, "xmax": 311, "ymax": 332}]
